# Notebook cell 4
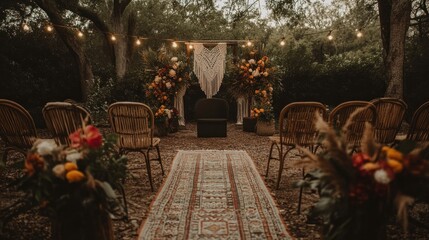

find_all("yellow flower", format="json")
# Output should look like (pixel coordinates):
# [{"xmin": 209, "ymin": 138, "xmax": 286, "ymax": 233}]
[
  {"xmin": 66, "ymin": 170, "xmax": 85, "ymax": 183},
  {"xmin": 387, "ymin": 159, "xmax": 403, "ymax": 173},
  {"xmin": 387, "ymin": 148, "xmax": 403, "ymax": 162},
  {"xmin": 64, "ymin": 162, "xmax": 78, "ymax": 172},
  {"xmin": 361, "ymin": 162, "xmax": 380, "ymax": 171},
  {"xmin": 259, "ymin": 108, "xmax": 265, "ymax": 113}
]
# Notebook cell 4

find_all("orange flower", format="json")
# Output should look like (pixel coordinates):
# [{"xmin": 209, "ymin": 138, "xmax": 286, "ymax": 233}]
[
  {"xmin": 259, "ymin": 108, "xmax": 265, "ymax": 113},
  {"xmin": 360, "ymin": 162, "xmax": 380, "ymax": 171},
  {"xmin": 64, "ymin": 162, "xmax": 78, "ymax": 172},
  {"xmin": 386, "ymin": 159, "xmax": 403, "ymax": 173},
  {"xmin": 66, "ymin": 170, "xmax": 85, "ymax": 183},
  {"xmin": 255, "ymin": 90, "xmax": 260, "ymax": 94},
  {"xmin": 25, "ymin": 153, "xmax": 45, "ymax": 176}
]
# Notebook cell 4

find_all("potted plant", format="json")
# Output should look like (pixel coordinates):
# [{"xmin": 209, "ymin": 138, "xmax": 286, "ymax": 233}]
[
  {"xmin": 21, "ymin": 125, "xmax": 127, "ymax": 240},
  {"xmin": 252, "ymin": 87, "xmax": 275, "ymax": 136}
]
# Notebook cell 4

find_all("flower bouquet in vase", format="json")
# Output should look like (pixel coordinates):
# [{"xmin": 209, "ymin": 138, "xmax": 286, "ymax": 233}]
[
  {"xmin": 251, "ymin": 88, "xmax": 275, "ymax": 136},
  {"xmin": 21, "ymin": 125, "xmax": 127, "ymax": 240},
  {"xmin": 298, "ymin": 114, "xmax": 429, "ymax": 240}
]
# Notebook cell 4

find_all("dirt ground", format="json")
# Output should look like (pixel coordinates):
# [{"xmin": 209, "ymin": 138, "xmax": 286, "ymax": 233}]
[{"xmin": 0, "ymin": 123, "xmax": 428, "ymax": 239}]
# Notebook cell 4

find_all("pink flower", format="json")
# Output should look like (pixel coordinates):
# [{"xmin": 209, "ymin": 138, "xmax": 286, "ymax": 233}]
[{"xmin": 83, "ymin": 125, "xmax": 102, "ymax": 149}]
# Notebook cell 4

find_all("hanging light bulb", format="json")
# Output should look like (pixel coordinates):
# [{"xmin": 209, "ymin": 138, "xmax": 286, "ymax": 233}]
[
  {"xmin": 188, "ymin": 44, "xmax": 193, "ymax": 49},
  {"xmin": 280, "ymin": 37, "xmax": 286, "ymax": 46},
  {"xmin": 77, "ymin": 30, "xmax": 84, "ymax": 38},
  {"xmin": 46, "ymin": 25, "xmax": 53, "ymax": 32},
  {"xmin": 241, "ymin": 44, "xmax": 246, "ymax": 48},
  {"xmin": 172, "ymin": 41, "xmax": 178, "ymax": 48},
  {"xmin": 246, "ymin": 40, "xmax": 252, "ymax": 47},
  {"xmin": 110, "ymin": 35, "xmax": 116, "ymax": 41},
  {"xmin": 135, "ymin": 38, "xmax": 141, "ymax": 46},
  {"xmin": 356, "ymin": 29, "xmax": 363, "ymax": 38},
  {"xmin": 327, "ymin": 30, "xmax": 333, "ymax": 41},
  {"xmin": 22, "ymin": 23, "xmax": 30, "ymax": 32}
]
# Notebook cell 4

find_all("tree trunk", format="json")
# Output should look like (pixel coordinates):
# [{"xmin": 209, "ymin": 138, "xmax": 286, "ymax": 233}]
[
  {"xmin": 111, "ymin": 17, "xmax": 128, "ymax": 79},
  {"xmin": 384, "ymin": 0, "xmax": 411, "ymax": 99},
  {"xmin": 34, "ymin": 0, "xmax": 93, "ymax": 101},
  {"xmin": 378, "ymin": 0, "xmax": 412, "ymax": 99}
]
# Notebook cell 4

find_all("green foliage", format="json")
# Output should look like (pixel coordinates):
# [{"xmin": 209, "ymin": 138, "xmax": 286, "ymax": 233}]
[{"xmin": 85, "ymin": 77, "xmax": 114, "ymax": 126}]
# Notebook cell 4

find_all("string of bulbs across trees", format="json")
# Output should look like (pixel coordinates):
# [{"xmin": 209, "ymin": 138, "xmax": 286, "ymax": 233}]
[{"xmin": 20, "ymin": 21, "xmax": 366, "ymax": 50}]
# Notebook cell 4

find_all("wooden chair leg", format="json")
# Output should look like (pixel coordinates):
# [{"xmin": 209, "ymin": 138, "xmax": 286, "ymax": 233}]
[
  {"xmin": 142, "ymin": 150, "xmax": 154, "ymax": 192},
  {"xmin": 155, "ymin": 145, "xmax": 164, "ymax": 176},
  {"xmin": 276, "ymin": 147, "xmax": 293, "ymax": 189},
  {"xmin": 266, "ymin": 142, "xmax": 278, "ymax": 177}
]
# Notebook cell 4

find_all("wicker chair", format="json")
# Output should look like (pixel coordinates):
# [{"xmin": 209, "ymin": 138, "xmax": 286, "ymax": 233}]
[
  {"xmin": 42, "ymin": 102, "xmax": 91, "ymax": 146},
  {"xmin": 402, "ymin": 101, "xmax": 429, "ymax": 142},
  {"xmin": 0, "ymin": 99, "xmax": 38, "ymax": 162},
  {"xmin": 371, "ymin": 98, "xmax": 407, "ymax": 145},
  {"xmin": 329, "ymin": 101, "xmax": 377, "ymax": 153},
  {"xmin": 195, "ymin": 98, "xmax": 229, "ymax": 137},
  {"xmin": 108, "ymin": 102, "xmax": 164, "ymax": 191},
  {"xmin": 266, "ymin": 102, "xmax": 326, "ymax": 213}
]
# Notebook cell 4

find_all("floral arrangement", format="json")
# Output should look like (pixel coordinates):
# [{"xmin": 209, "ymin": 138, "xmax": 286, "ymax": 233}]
[
  {"xmin": 144, "ymin": 48, "xmax": 190, "ymax": 108},
  {"xmin": 251, "ymin": 87, "xmax": 275, "ymax": 122},
  {"xmin": 21, "ymin": 125, "xmax": 127, "ymax": 219},
  {"xmin": 229, "ymin": 50, "xmax": 278, "ymax": 121},
  {"xmin": 299, "ymin": 115, "xmax": 429, "ymax": 239}
]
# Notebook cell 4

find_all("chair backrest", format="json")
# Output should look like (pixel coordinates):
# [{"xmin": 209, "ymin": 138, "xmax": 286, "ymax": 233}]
[
  {"xmin": 279, "ymin": 102, "xmax": 327, "ymax": 146},
  {"xmin": 407, "ymin": 101, "xmax": 429, "ymax": 142},
  {"xmin": 0, "ymin": 99, "xmax": 38, "ymax": 150},
  {"xmin": 195, "ymin": 98, "xmax": 229, "ymax": 119},
  {"xmin": 108, "ymin": 102, "xmax": 154, "ymax": 149},
  {"xmin": 371, "ymin": 98, "xmax": 407, "ymax": 144},
  {"xmin": 43, "ymin": 102, "xmax": 91, "ymax": 145},
  {"xmin": 329, "ymin": 101, "xmax": 376, "ymax": 149}
]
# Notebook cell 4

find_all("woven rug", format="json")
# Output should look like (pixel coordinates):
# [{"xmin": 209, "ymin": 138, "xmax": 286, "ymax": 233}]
[{"xmin": 138, "ymin": 150, "xmax": 292, "ymax": 239}]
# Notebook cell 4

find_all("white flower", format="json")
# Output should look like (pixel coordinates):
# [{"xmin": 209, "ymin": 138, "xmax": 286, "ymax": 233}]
[
  {"xmin": 169, "ymin": 69, "xmax": 176, "ymax": 77},
  {"xmin": 269, "ymin": 87, "xmax": 274, "ymax": 92},
  {"xmin": 248, "ymin": 69, "xmax": 253, "ymax": 73},
  {"xmin": 241, "ymin": 59, "xmax": 246, "ymax": 63},
  {"xmin": 36, "ymin": 140, "xmax": 56, "ymax": 156},
  {"xmin": 66, "ymin": 151, "xmax": 83, "ymax": 162},
  {"xmin": 166, "ymin": 82, "xmax": 172, "ymax": 89},
  {"xmin": 52, "ymin": 164, "xmax": 66, "ymax": 178},
  {"xmin": 263, "ymin": 72, "xmax": 269, "ymax": 77},
  {"xmin": 249, "ymin": 59, "xmax": 256, "ymax": 64},
  {"xmin": 252, "ymin": 69, "xmax": 260, "ymax": 77},
  {"xmin": 172, "ymin": 64, "xmax": 178, "ymax": 70},
  {"xmin": 374, "ymin": 169, "xmax": 391, "ymax": 184},
  {"xmin": 165, "ymin": 109, "xmax": 172, "ymax": 119},
  {"xmin": 154, "ymin": 76, "xmax": 161, "ymax": 84},
  {"xmin": 171, "ymin": 57, "xmax": 178, "ymax": 62}
]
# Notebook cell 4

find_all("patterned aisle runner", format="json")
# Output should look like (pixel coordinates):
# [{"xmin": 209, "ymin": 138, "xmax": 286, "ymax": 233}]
[{"xmin": 138, "ymin": 150, "xmax": 292, "ymax": 239}]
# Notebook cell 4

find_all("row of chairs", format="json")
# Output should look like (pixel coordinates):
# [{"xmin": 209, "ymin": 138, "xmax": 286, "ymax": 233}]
[
  {"xmin": 266, "ymin": 99, "xmax": 429, "ymax": 214},
  {"xmin": 0, "ymin": 100, "xmax": 163, "ymax": 192}
]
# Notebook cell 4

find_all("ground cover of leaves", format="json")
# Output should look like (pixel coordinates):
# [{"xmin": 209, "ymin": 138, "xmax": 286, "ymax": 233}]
[{"xmin": 0, "ymin": 123, "xmax": 428, "ymax": 239}]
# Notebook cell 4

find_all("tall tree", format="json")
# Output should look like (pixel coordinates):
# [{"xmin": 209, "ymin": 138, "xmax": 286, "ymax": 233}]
[{"xmin": 378, "ymin": 0, "xmax": 412, "ymax": 99}]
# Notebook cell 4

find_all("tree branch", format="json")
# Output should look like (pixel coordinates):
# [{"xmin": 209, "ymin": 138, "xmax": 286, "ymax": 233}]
[{"xmin": 119, "ymin": 0, "xmax": 132, "ymax": 14}]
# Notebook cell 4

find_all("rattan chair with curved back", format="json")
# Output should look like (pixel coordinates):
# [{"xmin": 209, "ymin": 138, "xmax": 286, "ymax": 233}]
[
  {"xmin": 266, "ymin": 102, "xmax": 326, "ymax": 213},
  {"xmin": 108, "ymin": 102, "xmax": 164, "ymax": 191},
  {"xmin": 371, "ymin": 98, "xmax": 407, "ymax": 145},
  {"xmin": 403, "ymin": 101, "xmax": 429, "ymax": 142},
  {"xmin": 42, "ymin": 102, "xmax": 91, "ymax": 146},
  {"xmin": 329, "ymin": 101, "xmax": 377, "ymax": 153},
  {"xmin": 0, "ymin": 99, "xmax": 38, "ymax": 162}
]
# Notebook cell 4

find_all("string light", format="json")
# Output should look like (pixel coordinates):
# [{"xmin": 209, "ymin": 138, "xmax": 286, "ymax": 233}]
[
  {"xmin": 110, "ymin": 35, "xmax": 116, "ymax": 41},
  {"xmin": 356, "ymin": 29, "xmax": 363, "ymax": 38},
  {"xmin": 172, "ymin": 41, "xmax": 178, "ymax": 48},
  {"xmin": 241, "ymin": 44, "xmax": 246, "ymax": 48},
  {"xmin": 280, "ymin": 37, "xmax": 285, "ymax": 46},
  {"xmin": 246, "ymin": 40, "xmax": 252, "ymax": 47},
  {"xmin": 77, "ymin": 30, "xmax": 84, "ymax": 38},
  {"xmin": 22, "ymin": 23, "xmax": 30, "ymax": 32},
  {"xmin": 327, "ymin": 30, "xmax": 333, "ymax": 41},
  {"xmin": 188, "ymin": 44, "xmax": 193, "ymax": 49},
  {"xmin": 135, "ymin": 38, "xmax": 141, "ymax": 46},
  {"xmin": 45, "ymin": 25, "xmax": 53, "ymax": 32}
]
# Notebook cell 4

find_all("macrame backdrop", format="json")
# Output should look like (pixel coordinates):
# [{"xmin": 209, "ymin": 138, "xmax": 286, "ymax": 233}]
[{"xmin": 192, "ymin": 43, "xmax": 227, "ymax": 98}]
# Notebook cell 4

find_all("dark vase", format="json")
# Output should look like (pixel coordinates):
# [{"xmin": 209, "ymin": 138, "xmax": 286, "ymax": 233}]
[
  {"xmin": 154, "ymin": 121, "xmax": 169, "ymax": 137},
  {"xmin": 169, "ymin": 118, "xmax": 179, "ymax": 133}
]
